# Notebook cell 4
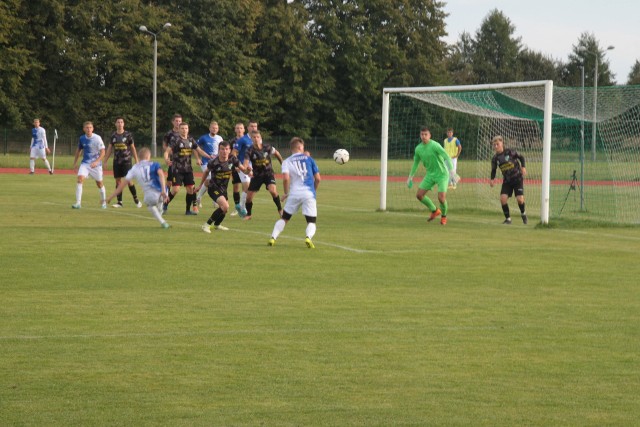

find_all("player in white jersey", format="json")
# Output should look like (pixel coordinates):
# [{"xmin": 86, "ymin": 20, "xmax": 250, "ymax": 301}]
[
  {"xmin": 29, "ymin": 118, "xmax": 52, "ymax": 174},
  {"xmin": 106, "ymin": 148, "xmax": 170, "ymax": 228},
  {"xmin": 268, "ymin": 137, "xmax": 321, "ymax": 249},
  {"xmin": 71, "ymin": 121, "xmax": 106, "ymax": 209}
]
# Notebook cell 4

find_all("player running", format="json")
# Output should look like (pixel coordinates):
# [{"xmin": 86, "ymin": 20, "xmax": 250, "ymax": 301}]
[
  {"xmin": 490, "ymin": 135, "xmax": 528, "ymax": 224},
  {"xmin": 407, "ymin": 126, "xmax": 456, "ymax": 225},
  {"xmin": 106, "ymin": 148, "xmax": 170, "ymax": 228},
  {"xmin": 196, "ymin": 141, "xmax": 251, "ymax": 233},
  {"xmin": 268, "ymin": 137, "xmax": 321, "ymax": 248},
  {"xmin": 243, "ymin": 129, "xmax": 283, "ymax": 220}
]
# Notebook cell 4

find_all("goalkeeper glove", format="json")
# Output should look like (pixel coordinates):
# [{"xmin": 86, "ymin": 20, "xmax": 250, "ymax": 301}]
[{"xmin": 407, "ymin": 177, "xmax": 413, "ymax": 189}]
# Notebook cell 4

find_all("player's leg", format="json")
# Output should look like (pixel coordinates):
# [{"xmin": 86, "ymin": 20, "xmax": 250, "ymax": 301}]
[
  {"xmin": 146, "ymin": 192, "xmax": 168, "ymax": 227},
  {"xmin": 516, "ymin": 194, "xmax": 527, "ymax": 224},
  {"xmin": 184, "ymin": 174, "xmax": 197, "ymax": 215},
  {"xmin": 73, "ymin": 170, "xmax": 86, "ymax": 208},
  {"xmin": 244, "ymin": 177, "xmax": 260, "ymax": 220},
  {"xmin": 124, "ymin": 164, "xmax": 141, "ymax": 207},
  {"xmin": 202, "ymin": 191, "xmax": 229, "ymax": 232},
  {"xmin": 267, "ymin": 181, "xmax": 283, "ymax": 217},
  {"xmin": 302, "ymin": 197, "xmax": 318, "ymax": 248},
  {"xmin": 113, "ymin": 177, "xmax": 124, "ymax": 207},
  {"xmin": 436, "ymin": 176, "xmax": 449, "ymax": 225},
  {"xmin": 231, "ymin": 171, "xmax": 241, "ymax": 215},
  {"xmin": 500, "ymin": 185, "xmax": 511, "ymax": 224},
  {"xmin": 29, "ymin": 157, "xmax": 36, "ymax": 174}
]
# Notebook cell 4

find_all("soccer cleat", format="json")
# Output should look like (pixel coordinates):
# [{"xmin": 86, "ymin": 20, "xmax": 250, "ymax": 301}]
[
  {"xmin": 239, "ymin": 207, "xmax": 247, "ymax": 218},
  {"xmin": 196, "ymin": 198, "xmax": 202, "ymax": 208},
  {"xmin": 101, "ymin": 203, "xmax": 107, "ymax": 209},
  {"xmin": 230, "ymin": 210, "xmax": 239, "ymax": 216},
  {"xmin": 29, "ymin": 171, "xmax": 34, "ymax": 175},
  {"xmin": 268, "ymin": 238, "xmax": 276, "ymax": 246},
  {"xmin": 305, "ymin": 237, "xmax": 315, "ymax": 249},
  {"xmin": 214, "ymin": 224, "xmax": 229, "ymax": 231},
  {"xmin": 185, "ymin": 210, "xmax": 198, "ymax": 216},
  {"xmin": 161, "ymin": 222, "xmax": 170, "ymax": 229},
  {"xmin": 201, "ymin": 224, "xmax": 212, "ymax": 233},
  {"xmin": 522, "ymin": 214, "xmax": 528, "ymax": 224},
  {"xmin": 503, "ymin": 218, "xmax": 512, "ymax": 225},
  {"xmin": 192, "ymin": 205, "xmax": 199, "ymax": 214},
  {"xmin": 112, "ymin": 203, "xmax": 123, "ymax": 208},
  {"xmin": 440, "ymin": 216, "xmax": 447, "ymax": 225},
  {"xmin": 136, "ymin": 201, "xmax": 143, "ymax": 208},
  {"xmin": 49, "ymin": 170, "xmax": 53, "ymax": 175},
  {"xmin": 71, "ymin": 203, "xmax": 81, "ymax": 209},
  {"xmin": 427, "ymin": 208, "xmax": 442, "ymax": 222}
]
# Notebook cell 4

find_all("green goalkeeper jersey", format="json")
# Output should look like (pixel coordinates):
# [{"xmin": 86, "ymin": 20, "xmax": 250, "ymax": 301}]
[{"xmin": 410, "ymin": 139, "xmax": 453, "ymax": 179}]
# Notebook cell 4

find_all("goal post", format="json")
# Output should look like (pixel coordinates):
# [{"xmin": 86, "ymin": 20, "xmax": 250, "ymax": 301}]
[{"xmin": 380, "ymin": 80, "xmax": 554, "ymax": 223}]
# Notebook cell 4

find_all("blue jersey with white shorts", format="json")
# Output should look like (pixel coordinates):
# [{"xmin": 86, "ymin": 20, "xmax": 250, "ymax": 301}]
[
  {"xmin": 233, "ymin": 134, "xmax": 253, "ymax": 164},
  {"xmin": 197, "ymin": 134, "xmax": 223, "ymax": 159},
  {"xmin": 125, "ymin": 160, "xmax": 164, "ymax": 205},
  {"xmin": 78, "ymin": 134, "xmax": 105, "ymax": 165}
]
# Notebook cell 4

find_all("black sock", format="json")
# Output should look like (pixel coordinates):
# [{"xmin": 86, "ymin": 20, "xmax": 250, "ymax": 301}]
[
  {"xmin": 502, "ymin": 204, "xmax": 510, "ymax": 218},
  {"xmin": 213, "ymin": 209, "xmax": 226, "ymax": 226},
  {"xmin": 117, "ymin": 193, "xmax": 122, "ymax": 204},
  {"xmin": 273, "ymin": 195, "xmax": 282, "ymax": 211},
  {"xmin": 129, "ymin": 185, "xmax": 139, "ymax": 203},
  {"xmin": 246, "ymin": 201, "xmax": 253, "ymax": 216},
  {"xmin": 233, "ymin": 191, "xmax": 240, "ymax": 204},
  {"xmin": 186, "ymin": 193, "xmax": 194, "ymax": 212},
  {"xmin": 518, "ymin": 202, "xmax": 526, "ymax": 214},
  {"xmin": 167, "ymin": 192, "xmax": 175, "ymax": 205}
]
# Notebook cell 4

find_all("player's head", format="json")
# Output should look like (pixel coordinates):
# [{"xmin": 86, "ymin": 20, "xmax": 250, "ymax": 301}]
[
  {"xmin": 138, "ymin": 147, "xmax": 151, "ymax": 160},
  {"xmin": 179, "ymin": 122, "xmax": 189, "ymax": 136},
  {"xmin": 115, "ymin": 116, "xmax": 125, "ymax": 130},
  {"xmin": 250, "ymin": 130, "xmax": 262, "ymax": 146},
  {"xmin": 290, "ymin": 137, "xmax": 305, "ymax": 153},
  {"xmin": 83, "ymin": 121, "xmax": 94, "ymax": 136},
  {"xmin": 218, "ymin": 141, "xmax": 231, "ymax": 159},
  {"xmin": 209, "ymin": 121, "xmax": 219, "ymax": 135},
  {"xmin": 492, "ymin": 135, "xmax": 504, "ymax": 153},
  {"xmin": 247, "ymin": 121, "xmax": 258, "ymax": 133},
  {"xmin": 234, "ymin": 122, "xmax": 245, "ymax": 136},
  {"xmin": 420, "ymin": 126, "xmax": 431, "ymax": 142},
  {"xmin": 446, "ymin": 128, "xmax": 454, "ymax": 136},
  {"xmin": 172, "ymin": 114, "xmax": 182, "ymax": 129},
  {"xmin": 33, "ymin": 118, "xmax": 40, "ymax": 127}
]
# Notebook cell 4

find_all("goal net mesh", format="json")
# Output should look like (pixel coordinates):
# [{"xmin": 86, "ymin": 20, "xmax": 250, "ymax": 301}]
[{"xmin": 384, "ymin": 84, "xmax": 640, "ymax": 224}]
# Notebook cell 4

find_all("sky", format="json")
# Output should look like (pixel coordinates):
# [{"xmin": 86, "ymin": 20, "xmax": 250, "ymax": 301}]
[{"xmin": 442, "ymin": 0, "xmax": 639, "ymax": 84}]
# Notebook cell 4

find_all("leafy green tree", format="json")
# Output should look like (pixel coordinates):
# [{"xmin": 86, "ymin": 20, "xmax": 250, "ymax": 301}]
[
  {"xmin": 568, "ymin": 32, "xmax": 615, "ymax": 87},
  {"xmin": 446, "ymin": 31, "xmax": 477, "ymax": 85},
  {"xmin": 627, "ymin": 60, "xmax": 640, "ymax": 85},
  {"xmin": 517, "ymin": 49, "xmax": 559, "ymax": 82},
  {"xmin": 472, "ymin": 9, "xmax": 522, "ymax": 84}
]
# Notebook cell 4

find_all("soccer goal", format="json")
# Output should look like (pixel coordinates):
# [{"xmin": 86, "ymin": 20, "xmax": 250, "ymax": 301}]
[{"xmin": 380, "ymin": 81, "xmax": 640, "ymax": 225}]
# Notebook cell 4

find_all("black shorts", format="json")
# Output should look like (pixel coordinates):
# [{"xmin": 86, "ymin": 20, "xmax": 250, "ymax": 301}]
[
  {"xmin": 248, "ymin": 173, "xmax": 276, "ymax": 192},
  {"xmin": 207, "ymin": 184, "xmax": 227, "ymax": 203},
  {"xmin": 113, "ymin": 162, "xmax": 132, "ymax": 179},
  {"xmin": 501, "ymin": 177, "xmax": 524, "ymax": 197},
  {"xmin": 171, "ymin": 171, "xmax": 195, "ymax": 187},
  {"xmin": 232, "ymin": 170, "xmax": 241, "ymax": 184}
]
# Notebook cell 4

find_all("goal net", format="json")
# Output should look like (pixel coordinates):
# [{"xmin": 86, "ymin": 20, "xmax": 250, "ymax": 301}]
[{"xmin": 380, "ymin": 81, "xmax": 640, "ymax": 224}]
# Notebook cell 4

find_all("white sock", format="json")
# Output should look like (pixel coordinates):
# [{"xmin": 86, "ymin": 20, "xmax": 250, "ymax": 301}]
[
  {"xmin": 76, "ymin": 183, "xmax": 83, "ymax": 204},
  {"xmin": 271, "ymin": 219, "xmax": 286, "ymax": 239},
  {"xmin": 99, "ymin": 186, "xmax": 106, "ymax": 204},
  {"xmin": 148, "ymin": 205, "xmax": 165, "ymax": 224},
  {"xmin": 29, "ymin": 159, "xmax": 35, "ymax": 172},
  {"xmin": 197, "ymin": 184, "xmax": 207, "ymax": 200},
  {"xmin": 305, "ymin": 222, "xmax": 317, "ymax": 240},
  {"xmin": 240, "ymin": 191, "xmax": 247, "ymax": 209},
  {"xmin": 44, "ymin": 159, "xmax": 51, "ymax": 171}
]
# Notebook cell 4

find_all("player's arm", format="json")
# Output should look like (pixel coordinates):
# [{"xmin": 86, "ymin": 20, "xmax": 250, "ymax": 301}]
[
  {"xmin": 273, "ymin": 148, "xmax": 283, "ymax": 164},
  {"xmin": 157, "ymin": 168, "xmax": 169, "ymax": 202},
  {"xmin": 106, "ymin": 178, "xmax": 131, "ymax": 204},
  {"xmin": 314, "ymin": 172, "xmax": 321, "ymax": 191},
  {"xmin": 407, "ymin": 152, "xmax": 421, "ymax": 188},
  {"xmin": 196, "ymin": 165, "xmax": 211, "ymax": 190},
  {"xmin": 103, "ymin": 144, "xmax": 113, "ymax": 168},
  {"xmin": 91, "ymin": 147, "xmax": 105, "ymax": 168},
  {"xmin": 72, "ymin": 146, "xmax": 82, "ymax": 170},
  {"xmin": 281, "ymin": 172, "xmax": 290, "ymax": 201},
  {"xmin": 130, "ymin": 141, "xmax": 139, "ymax": 164},
  {"xmin": 456, "ymin": 141, "xmax": 462, "ymax": 158},
  {"xmin": 43, "ymin": 131, "xmax": 50, "ymax": 154},
  {"xmin": 163, "ymin": 145, "xmax": 173, "ymax": 166},
  {"xmin": 516, "ymin": 152, "xmax": 527, "ymax": 176},
  {"xmin": 490, "ymin": 157, "xmax": 498, "ymax": 187}
]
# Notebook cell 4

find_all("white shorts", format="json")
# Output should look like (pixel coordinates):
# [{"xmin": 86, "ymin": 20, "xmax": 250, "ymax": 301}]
[
  {"xmin": 143, "ymin": 189, "xmax": 163, "ymax": 207},
  {"xmin": 238, "ymin": 170, "xmax": 251, "ymax": 184},
  {"xmin": 284, "ymin": 194, "xmax": 317, "ymax": 218},
  {"xmin": 451, "ymin": 157, "xmax": 458, "ymax": 172},
  {"xmin": 78, "ymin": 163, "xmax": 104, "ymax": 182},
  {"xmin": 30, "ymin": 147, "xmax": 47, "ymax": 159}
]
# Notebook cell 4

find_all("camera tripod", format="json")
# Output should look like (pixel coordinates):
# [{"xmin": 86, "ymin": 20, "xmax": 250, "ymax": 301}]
[{"xmin": 559, "ymin": 170, "xmax": 579, "ymax": 215}]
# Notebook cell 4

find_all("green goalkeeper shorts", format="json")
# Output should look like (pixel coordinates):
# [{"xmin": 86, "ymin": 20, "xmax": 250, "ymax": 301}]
[{"xmin": 419, "ymin": 174, "xmax": 449, "ymax": 193}]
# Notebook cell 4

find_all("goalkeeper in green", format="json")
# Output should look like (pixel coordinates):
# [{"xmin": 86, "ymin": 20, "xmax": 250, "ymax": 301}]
[{"xmin": 407, "ymin": 127, "xmax": 456, "ymax": 225}]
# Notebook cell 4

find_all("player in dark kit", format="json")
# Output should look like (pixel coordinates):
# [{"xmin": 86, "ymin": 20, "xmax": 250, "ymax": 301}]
[
  {"xmin": 243, "ymin": 129, "xmax": 283, "ymax": 220},
  {"xmin": 103, "ymin": 117, "xmax": 142, "ymax": 208},
  {"xmin": 163, "ymin": 122, "xmax": 201, "ymax": 215},
  {"xmin": 490, "ymin": 135, "xmax": 528, "ymax": 225},
  {"xmin": 196, "ymin": 141, "xmax": 251, "ymax": 233},
  {"xmin": 162, "ymin": 114, "xmax": 182, "ymax": 199}
]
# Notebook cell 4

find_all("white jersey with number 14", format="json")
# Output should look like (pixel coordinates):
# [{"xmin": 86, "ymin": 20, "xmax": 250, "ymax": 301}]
[{"xmin": 281, "ymin": 153, "xmax": 319, "ymax": 198}]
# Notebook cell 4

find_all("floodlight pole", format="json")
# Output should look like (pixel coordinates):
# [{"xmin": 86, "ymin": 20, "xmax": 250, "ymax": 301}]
[
  {"xmin": 139, "ymin": 23, "xmax": 171, "ymax": 158},
  {"xmin": 580, "ymin": 65, "xmax": 585, "ymax": 211}
]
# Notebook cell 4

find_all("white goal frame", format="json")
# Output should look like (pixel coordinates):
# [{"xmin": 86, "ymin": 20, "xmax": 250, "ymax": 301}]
[{"xmin": 380, "ymin": 80, "xmax": 554, "ymax": 224}]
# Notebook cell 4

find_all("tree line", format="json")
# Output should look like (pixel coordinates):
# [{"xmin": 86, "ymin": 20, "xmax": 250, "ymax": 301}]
[{"xmin": 1, "ymin": 0, "xmax": 638, "ymax": 145}]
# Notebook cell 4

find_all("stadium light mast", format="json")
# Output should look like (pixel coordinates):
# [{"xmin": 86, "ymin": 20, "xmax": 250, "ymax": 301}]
[
  {"xmin": 580, "ymin": 64, "xmax": 585, "ymax": 211},
  {"xmin": 139, "ymin": 23, "xmax": 172, "ymax": 158},
  {"xmin": 579, "ymin": 45, "xmax": 614, "ymax": 162}
]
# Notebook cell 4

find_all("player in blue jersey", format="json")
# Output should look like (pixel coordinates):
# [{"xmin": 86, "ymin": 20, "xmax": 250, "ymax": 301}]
[
  {"xmin": 103, "ymin": 117, "xmax": 142, "ymax": 208},
  {"xmin": 71, "ymin": 121, "xmax": 106, "ymax": 209},
  {"xmin": 231, "ymin": 120, "xmax": 257, "ymax": 216},
  {"xmin": 106, "ymin": 148, "xmax": 170, "ymax": 228},
  {"xmin": 29, "ymin": 118, "xmax": 52, "ymax": 174},
  {"xmin": 268, "ymin": 137, "xmax": 321, "ymax": 248},
  {"xmin": 195, "ymin": 120, "xmax": 223, "ymax": 208}
]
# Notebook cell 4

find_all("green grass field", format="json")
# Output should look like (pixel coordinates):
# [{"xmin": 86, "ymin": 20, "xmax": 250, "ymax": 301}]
[{"xmin": 1, "ymin": 169, "xmax": 639, "ymax": 426}]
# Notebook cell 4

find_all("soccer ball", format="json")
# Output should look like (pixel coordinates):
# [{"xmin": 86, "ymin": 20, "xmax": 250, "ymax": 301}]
[{"xmin": 333, "ymin": 149, "xmax": 349, "ymax": 165}]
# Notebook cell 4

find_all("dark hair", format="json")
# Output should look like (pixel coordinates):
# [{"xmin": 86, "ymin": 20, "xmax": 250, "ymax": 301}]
[
  {"xmin": 115, "ymin": 116, "xmax": 125, "ymax": 122},
  {"xmin": 172, "ymin": 114, "xmax": 182, "ymax": 120},
  {"xmin": 219, "ymin": 141, "xmax": 230, "ymax": 148},
  {"xmin": 420, "ymin": 126, "xmax": 430, "ymax": 133}
]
